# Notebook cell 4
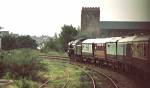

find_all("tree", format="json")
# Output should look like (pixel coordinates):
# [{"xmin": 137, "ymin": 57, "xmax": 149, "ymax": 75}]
[
  {"xmin": 1, "ymin": 36, "xmax": 17, "ymax": 50},
  {"xmin": 41, "ymin": 36, "xmax": 63, "ymax": 52},
  {"xmin": 59, "ymin": 25, "xmax": 78, "ymax": 51},
  {"xmin": 17, "ymin": 35, "xmax": 38, "ymax": 49},
  {"xmin": 75, "ymin": 30, "xmax": 90, "ymax": 39},
  {"xmin": 1, "ymin": 35, "xmax": 38, "ymax": 50}
]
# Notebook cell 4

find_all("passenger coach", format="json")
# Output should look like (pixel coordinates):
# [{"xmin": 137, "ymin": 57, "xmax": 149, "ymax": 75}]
[
  {"xmin": 131, "ymin": 35, "xmax": 150, "ymax": 75},
  {"xmin": 67, "ymin": 35, "xmax": 150, "ymax": 78}
]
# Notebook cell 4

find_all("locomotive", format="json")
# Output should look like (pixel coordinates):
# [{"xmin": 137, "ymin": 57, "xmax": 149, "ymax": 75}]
[{"xmin": 68, "ymin": 35, "xmax": 150, "ymax": 78}]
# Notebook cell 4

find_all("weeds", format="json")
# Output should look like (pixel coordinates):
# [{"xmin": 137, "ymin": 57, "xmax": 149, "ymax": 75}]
[
  {"xmin": 0, "ymin": 49, "xmax": 48, "ymax": 79},
  {"xmin": 15, "ymin": 78, "xmax": 37, "ymax": 88}
]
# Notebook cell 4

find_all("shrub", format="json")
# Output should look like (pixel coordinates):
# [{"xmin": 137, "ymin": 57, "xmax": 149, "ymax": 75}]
[
  {"xmin": 15, "ymin": 78, "xmax": 37, "ymax": 88},
  {"xmin": 0, "ymin": 49, "xmax": 48, "ymax": 79}
]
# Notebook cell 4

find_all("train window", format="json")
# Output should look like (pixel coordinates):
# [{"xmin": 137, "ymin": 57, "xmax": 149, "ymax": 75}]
[
  {"xmin": 95, "ymin": 46, "xmax": 97, "ymax": 49},
  {"xmin": 143, "ymin": 44, "xmax": 147, "ymax": 57},
  {"xmin": 97, "ymin": 44, "xmax": 102, "ymax": 46},
  {"xmin": 137, "ymin": 44, "xmax": 139, "ymax": 48},
  {"xmin": 107, "ymin": 45, "xmax": 110, "ymax": 47},
  {"xmin": 139, "ymin": 44, "xmax": 142, "ymax": 56},
  {"xmin": 126, "ymin": 44, "xmax": 131, "ymax": 57},
  {"xmin": 96, "ymin": 45, "xmax": 105, "ymax": 50}
]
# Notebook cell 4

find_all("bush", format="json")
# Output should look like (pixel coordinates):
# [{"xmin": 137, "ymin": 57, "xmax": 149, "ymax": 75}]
[
  {"xmin": 41, "ymin": 38, "xmax": 63, "ymax": 53},
  {"xmin": 1, "ymin": 35, "xmax": 38, "ymax": 50},
  {"xmin": 15, "ymin": 78, "xmax": 37, "ymax": 88},
  {"xmin": 0, "ymin": 49, "xmax": 48, "ymax": 79}
]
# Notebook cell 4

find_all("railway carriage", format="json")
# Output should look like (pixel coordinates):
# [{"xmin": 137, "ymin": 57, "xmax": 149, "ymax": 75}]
[
  {"xmin": 81, "ymin": 38, "xmax": 112, "ymax": 64},
  {"xmin": 117, "ymin": 36, "xmax": 136, "ymax": 72},
  {"xmin": 67, "ymin": 35, "xmax": 150, "ymax": 78},
  {"xmin": 131, "ymin": 35, "xmax": 150, "ymax": 76},
  {"xmin": 106, "ymin": 37, "xmax": 122, "ymax": 60},
  {"xmin": 105, "ymin": 37, "xmax": 122, "ymax": 69},
  {"xmin": 93, "ymin": 38, "xmax": 112, "ymax": 65},
  {"xmin": 82, "ymin": 39, "xmax": 95, "ymax": 63}
]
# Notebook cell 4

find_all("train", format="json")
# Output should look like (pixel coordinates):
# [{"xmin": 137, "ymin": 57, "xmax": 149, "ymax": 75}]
[{"xmin": 67, "ymin": 35, "xmax": 150, "ymax": 79}]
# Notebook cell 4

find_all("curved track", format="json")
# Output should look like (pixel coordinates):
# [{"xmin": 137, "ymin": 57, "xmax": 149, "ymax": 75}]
[
  {"xmin": 38, "ymin": 67, "xmax": 71, "ymax": 88},
  {"xmin": 80, "ymin": 67, "xmax": 96, "ymax": 88},
  {"xmin": 75, "ymin": 63, "xmax": 118, "ymax": 88},
  {"xmin": 62, "ymin": 70, "xmax": 71, "ymax": 88},
  {"xmin": 40, "ymin": 55, "xmax": 118, "ymax": 88}
]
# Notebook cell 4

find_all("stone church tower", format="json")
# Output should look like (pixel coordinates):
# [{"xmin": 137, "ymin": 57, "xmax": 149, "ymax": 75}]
[{"xmin": 81, "ymin": 7, "xmax": 100, "ymax": 37}]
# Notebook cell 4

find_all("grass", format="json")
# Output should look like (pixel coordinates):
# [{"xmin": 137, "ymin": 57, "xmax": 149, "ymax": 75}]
[
  {"xmin": 0, "ymin": 49, "xmax": 82, "ymax": 88},
  {"xmin": 42, "ymin": 59, "xmax": 82, "ymax": 88},
  {"xmin": 0, "ymin": 49, "xmax": 48, "ymax": 88},
  {"xmin": 47, "ymin": 51, "xmax": 67, "ymax": 57},
  {"xmin": 0, "ymin": 49, "xmax": 48, "ymax": 79},
  {"xmin": 40, "ymin": 50, "xmax": 68, "ymax": 57}
]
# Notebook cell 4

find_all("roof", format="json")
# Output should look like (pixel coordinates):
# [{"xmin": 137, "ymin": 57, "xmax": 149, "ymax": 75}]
[
  {"xmin": 100, "ymin": 21, "xmax": 150, "ymax": 30},
  {"xmin": 118, "ymin": 36, "xmax": 137, "ymax": 42},
  {"xmin": 82, "ymin": 39, "xmax": 95, "ymax": 44},
  {"xmin": 82, "ymin": 37, "xmax": 121, "ymax": 44},
  {"xmin": 108, "ymin": 37, "xmax": 122, "ymax": 42},
  {"xmin": 94, "ymin": 38, "xmax": 112, "ymax": 43},
  {"xmin": 68, "ymin": 38, "xmax": 85, "ymax": 45},
  {"xmin": 133, "ymin": 35, "xmax": 150, "ymax": 42}
]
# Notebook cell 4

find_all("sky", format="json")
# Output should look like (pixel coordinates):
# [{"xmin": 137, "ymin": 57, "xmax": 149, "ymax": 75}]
[{"xmin": 0, "ymin": 0, "xmax": 149, "ymax": 36}]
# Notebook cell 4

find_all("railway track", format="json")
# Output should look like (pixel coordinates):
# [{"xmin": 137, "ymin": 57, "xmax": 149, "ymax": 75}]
[
  {"xmin": 77, "ymin": 64, "xmax": 118, "ymax": 88},
  {"xmin": 39, "ymin": 55, "xmax": 69, "ymax": 61},
  {"xmin": 41, "ymin": 55, "xmax": 118, "ymax": 88},
  {"xmin": 38, "ymin": 68, "xmax": 71, "ymax": 88},
  {"xmin": 38, "ymin": 77, "xmax": 50, "ymax": 88},
  {"xmin": 38, "ymin": 56, "xmax": 70, "ymax": 88},
  {"xmin": 73, "ymin": 62, "xmax": 118, "ymax": 88},
  {"xmin": 62, "ymin": 70, "xmax": 71, "ymax": 88},
  {"xmin": 80, "ymin": 68, "xmax": 96, "ymax": 88}
]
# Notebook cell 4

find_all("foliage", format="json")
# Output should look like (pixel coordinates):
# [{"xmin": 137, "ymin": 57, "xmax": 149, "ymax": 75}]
[
  {"xmin": 41, "ymin": 25, "xmax": 79, "ymax": 52},
  {"xmin": 17, "ymin": 35, "xmax": 38, "ymax": 49},
  {"xmin": 15, "ymin": 79, "xmax": 37, "ymax": 88},
  {"xmin": 75, "ymin": 30, "xmax": 90, "ymax": 39},
  {"xmin": 1, "ymin": 35, "xmax": 17, "ymax": 50},
  {"xmin": 41, "ymin": 36, "xmax": 63, "ymax": 53},
  {"xmin": 45, "ymin": 59, "xmax": 81, "ymax": 88},
  {"xmin": 0, "ymin": 49, "xmax": 48, "ymax": 79},
  {"xmin": 1, "ymin": 35, "xmax": 38, "ymax": 50},
  {"xmin": 59, "ymin": 25, "xmax": 78, "ymax": 51}
]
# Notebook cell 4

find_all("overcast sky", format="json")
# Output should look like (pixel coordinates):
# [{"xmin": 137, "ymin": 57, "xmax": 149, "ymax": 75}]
[{"xmin": 0, "ymin": 0, "xmax": 149, "ymax": 36}]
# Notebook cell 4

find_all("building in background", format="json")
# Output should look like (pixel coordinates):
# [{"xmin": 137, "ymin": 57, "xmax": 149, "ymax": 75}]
[
  {"xmin": 0, "ymin": 31, "xmax": 9, "ymax": 37},
  {"xmin": 81, "ymin": 7, "xmax": 100, "ymax": 37},
  {"xmin": 81, "ymin": 7, "xmax": 150, "ymax": 37},
  {"xmin": 0, "ymin": 31, "xmax": 9, "ymax": 50},
  {"xmin": 100, "ymin": 21, "xmax": 150, "ymax": 37},
  {"xmin": 31, "ymin": 35, "xmax": 50, "ymax": 50}
]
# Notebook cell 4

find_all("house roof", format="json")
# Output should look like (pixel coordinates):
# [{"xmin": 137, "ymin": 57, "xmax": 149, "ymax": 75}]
[{"xmin": 100, "ymin": 21, "xmax": 150, "ymax": 30}]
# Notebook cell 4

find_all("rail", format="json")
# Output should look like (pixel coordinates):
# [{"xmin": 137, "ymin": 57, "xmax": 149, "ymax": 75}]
[
  {"xmin": 44, "ymin": 56, "xmax": 118, "ymax": 88},
  {"xmin": 62, "ymin": 70, "xmax": 71, "ymax": 88}
]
